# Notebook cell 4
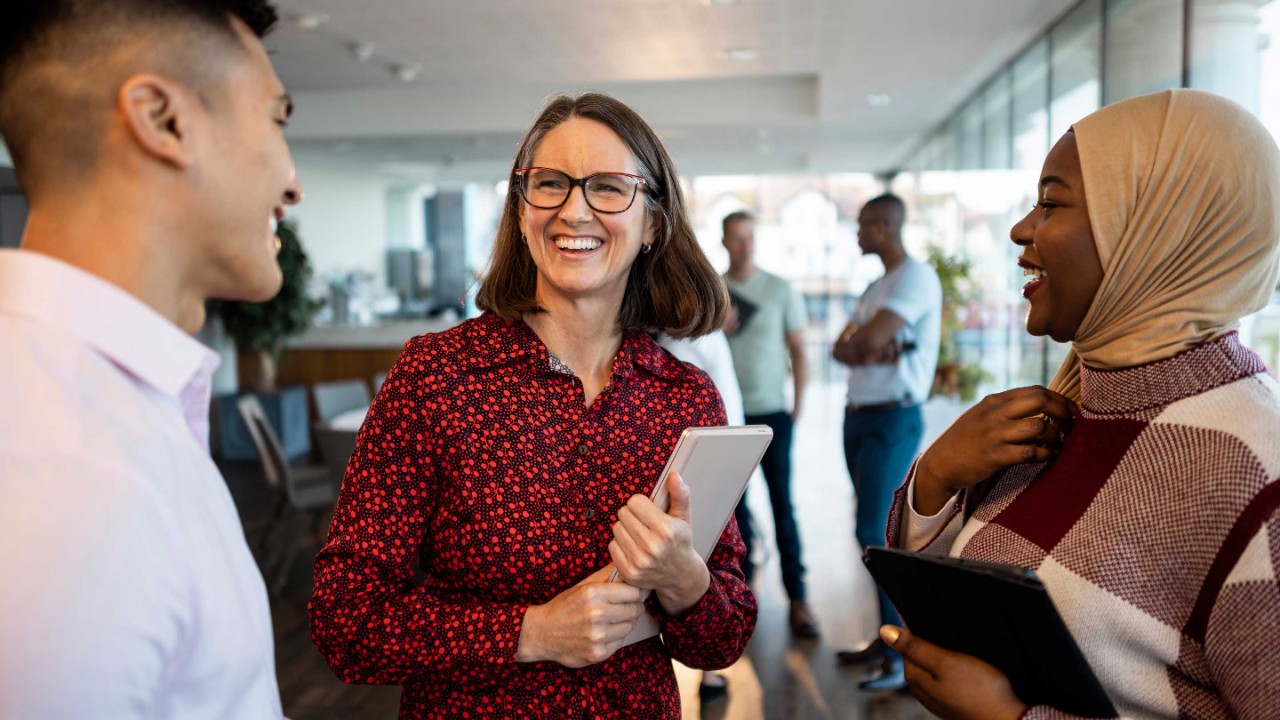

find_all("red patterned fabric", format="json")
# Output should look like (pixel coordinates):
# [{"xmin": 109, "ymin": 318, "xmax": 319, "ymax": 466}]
[
  {"xmin": 890, "ymin": 333, "xmax": 1280, "ymax": 719},
  {"xmin": 309, "ymin": 312, "xmax": 755, "ymax": 719}
]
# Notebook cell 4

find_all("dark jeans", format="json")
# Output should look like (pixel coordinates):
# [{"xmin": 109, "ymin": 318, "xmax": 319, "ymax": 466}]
[
  {"xmin": 735, "ymin": 410, "xmax": 806, "ymax": 601},
  {"xmin": 844, "ymin": 403, "xmax": 923, "ymax": 649}
]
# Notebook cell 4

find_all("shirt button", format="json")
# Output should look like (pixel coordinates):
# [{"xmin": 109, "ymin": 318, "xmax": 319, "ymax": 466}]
[
  {"xmin": 584, "ymin": 508, "xmax": 596, "ymax": 520},
  {"xmin": 576, "ymin": 443, "xmax": 588, "ymax": 456}
]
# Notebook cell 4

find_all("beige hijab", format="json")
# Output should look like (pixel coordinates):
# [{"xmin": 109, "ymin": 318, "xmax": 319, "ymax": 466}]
[{"xmin": 1048, "ymin": 89, "xmax": 1280, "ymax": 400}]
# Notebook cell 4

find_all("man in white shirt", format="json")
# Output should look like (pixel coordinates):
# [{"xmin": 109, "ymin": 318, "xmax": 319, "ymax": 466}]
[
  {"xmin": 0, "ymin": 1, "xmax": 301, "ymax": 717},
  {"xmin": 831, "ymin": 194, "xmax": 941, "ymax": 691}
]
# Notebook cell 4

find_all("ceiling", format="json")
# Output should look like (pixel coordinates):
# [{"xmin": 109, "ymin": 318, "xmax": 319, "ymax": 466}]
[{"xmin": 269, "ymin": 0, "xmax": 1075, "ymax": 182}]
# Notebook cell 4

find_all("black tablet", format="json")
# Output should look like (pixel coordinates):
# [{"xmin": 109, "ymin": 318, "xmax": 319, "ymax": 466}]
[{"xmin": 863, "ymin": 547, "xmax": 1116, "ymax": 717}]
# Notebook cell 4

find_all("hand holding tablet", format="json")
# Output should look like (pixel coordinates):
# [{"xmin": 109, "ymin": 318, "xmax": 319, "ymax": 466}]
[{"xmin": 610, "ymin": 425, "xmax": 773, "ymax": 647}]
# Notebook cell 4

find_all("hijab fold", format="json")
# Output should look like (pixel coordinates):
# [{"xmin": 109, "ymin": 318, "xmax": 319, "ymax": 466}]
[{"xmin": 1049, "ymin": 89, "xmax": 1280, "ymax": 400}]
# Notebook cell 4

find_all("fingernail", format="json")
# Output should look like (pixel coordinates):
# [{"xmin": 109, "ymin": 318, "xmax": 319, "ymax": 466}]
[{"xmin": 879, "ymin": 625, "xmax": 900, "ymax": 645}]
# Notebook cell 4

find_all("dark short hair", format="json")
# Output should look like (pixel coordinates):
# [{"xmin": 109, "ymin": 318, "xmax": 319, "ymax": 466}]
[
  {"xmin": 863, "ymin": 193, "xmax": 905, "ymax": 216},
  {"xmin": 0, "ymin": 0, "xmax": 279, "ymax": 191},
  {"xmin": 722, "ymin": 210, "xmax": 753, "ymax": 236},
  {"xmin": 475, "ymin": 92, "xmax": 730, "ymax": 340}
]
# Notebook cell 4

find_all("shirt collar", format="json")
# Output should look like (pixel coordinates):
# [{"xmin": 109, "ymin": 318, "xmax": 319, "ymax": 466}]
[
  {"xmin": 482, "ymin": 311, "xmax": 683, "ymax": 381},
  {"xmin": 0, "ymin": 249, "xmax": 219, "ymax": 398}
]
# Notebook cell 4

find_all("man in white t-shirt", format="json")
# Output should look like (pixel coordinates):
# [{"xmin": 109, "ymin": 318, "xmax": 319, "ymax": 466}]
[
  {"xmin": 831, "ymin": 194, "xmax": 941, "ymax": 691},
  {"xmin": 0, "ymin": 1, "xmax": 300, "ymax": 717}
]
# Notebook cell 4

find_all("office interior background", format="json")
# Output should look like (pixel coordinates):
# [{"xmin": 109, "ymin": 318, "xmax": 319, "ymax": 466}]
[
  {"xmin": 2, "ymin": 1, "xmax": 1279, "ymax": 718},
  {"xmin": 2, "ymin": 0, "xmax": 1277, "ymax": 391}
]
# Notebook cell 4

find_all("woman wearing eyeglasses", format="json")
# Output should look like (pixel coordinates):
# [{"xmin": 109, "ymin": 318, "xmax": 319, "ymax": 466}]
[{"xmin": 309, "ymin": 93, "xmax": 755, "ymax": 719}]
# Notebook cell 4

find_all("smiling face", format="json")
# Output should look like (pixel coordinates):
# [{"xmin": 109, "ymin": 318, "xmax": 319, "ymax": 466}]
[
  {"xmin": 194, "ymin": 18, "xmax": 302, "ymax": 303},
  {"xmin": 517, "ymin": 116, "xmax": 653, "ymax": 309},
  {"xmin": 1011, "ymin": 131, "xmax": 1103, "ymax": 343}
]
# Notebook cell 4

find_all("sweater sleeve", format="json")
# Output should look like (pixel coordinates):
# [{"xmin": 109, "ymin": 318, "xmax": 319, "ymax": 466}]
[
  {"xmin": 1202, "ymin": 499, "xmax": 1280, "ymax": 718},
  {"xmin": 308, "ymin": 346, "xmax": 527, "ymax": 684},
  {"xmin": 886, "ymin": 457, "xmax": 964, "ymax": 553}
]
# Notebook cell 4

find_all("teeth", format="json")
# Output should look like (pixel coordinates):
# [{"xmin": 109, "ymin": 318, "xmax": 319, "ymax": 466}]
[
  {"xmin": 555, "ymin": 237, "xmax": 602, "ymax": 251},
  {"xmin": 1022, "ymin": 266, "xmax": 1045, "ymax": 280}
]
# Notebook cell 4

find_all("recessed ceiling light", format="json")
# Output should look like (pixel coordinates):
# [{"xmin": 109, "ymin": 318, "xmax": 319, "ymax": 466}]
[
  {"xmin": 393, "ymin": 63, "xmax": 422, "ymax": 82},
  {"xmin": 723, "ymin": 47, "xmax": 758, "ymax": 62},
  {"xmin": 702, "ymin": 0, "xmax": 743, "ymax": 5},
  {"xmin": 867, "ymin": 92, "xmax": 893, "ymax": 107},
  {"xmin": 349, "ymin": 42, "xmax": 376, "ymax": 62},
  {"xmin": 291, "ymin": 13, "xmax": 329, "ymax": 30}
]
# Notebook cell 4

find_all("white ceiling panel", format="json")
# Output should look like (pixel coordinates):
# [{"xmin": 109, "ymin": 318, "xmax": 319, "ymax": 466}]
[{"xmin": 270, "ymin": 0, "xmax": 1075, "ymax": 179}]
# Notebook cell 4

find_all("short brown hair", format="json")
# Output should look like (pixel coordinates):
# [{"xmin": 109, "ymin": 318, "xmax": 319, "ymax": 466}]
[
  {"xmin": 722, "ymin": 210, "xmax": 753, "ymax": 236},
  {"xmin": 476, "ymin": 92, "xmax": 729, "ymax": 339}
]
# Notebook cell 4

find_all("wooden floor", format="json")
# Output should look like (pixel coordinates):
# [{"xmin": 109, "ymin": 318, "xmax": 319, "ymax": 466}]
[{"xmin": 223, "ymin": 381, "xmax": 967, "ymax": 720}]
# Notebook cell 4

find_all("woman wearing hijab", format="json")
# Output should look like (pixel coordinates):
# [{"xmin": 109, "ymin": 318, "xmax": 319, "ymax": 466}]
[
  {"xmin": 308, "ymin": 93, "xmax": 755, "ymax": 719},
  {"xmin": 877, "ymin": 89, "xmax": 1280, "ymax": 718}
]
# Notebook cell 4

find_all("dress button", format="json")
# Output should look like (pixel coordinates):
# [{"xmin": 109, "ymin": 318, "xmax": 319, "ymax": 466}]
[
  {"xmin": 584, "ymin": 508, "xmax": 596, "ymax": 520},
  {"xmin": 577, "ymin": 443, "xmax": 589, "ymax": 456}
]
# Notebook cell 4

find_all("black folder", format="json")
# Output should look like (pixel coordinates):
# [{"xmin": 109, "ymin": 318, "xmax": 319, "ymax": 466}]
[{"xmin": 863, "ymin": 547, "xmax": 1116, "ymax": 717}]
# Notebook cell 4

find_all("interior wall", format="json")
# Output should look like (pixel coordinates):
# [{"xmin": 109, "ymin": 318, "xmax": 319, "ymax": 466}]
[{"xmin": 288, "ymin": 155, "xmax": 391, "ymax": 290}]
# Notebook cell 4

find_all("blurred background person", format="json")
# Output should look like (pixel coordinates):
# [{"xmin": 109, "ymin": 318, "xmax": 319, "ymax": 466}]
[
  {"xmin": 832, "ymin": 193, "xmax": 941, "ymax": 691},
  {"xmin": 721, "ymin": 210, "xmax": 818, "ymax": 638}
]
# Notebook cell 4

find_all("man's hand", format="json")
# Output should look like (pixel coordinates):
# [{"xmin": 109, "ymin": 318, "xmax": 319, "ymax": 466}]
[
  {"xmin": 881, "ymin": 625, "xmax": 1028, "ymax": 720},
  {"xmin": 515, "ymin": 566, "xmax": 645, "ymax": 668},
  {"xmin": 609, "ymin": 472, "xmax": 710, "ymax": 616}
]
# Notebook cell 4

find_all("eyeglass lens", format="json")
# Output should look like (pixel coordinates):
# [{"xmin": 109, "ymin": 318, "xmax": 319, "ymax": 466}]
[{"xmin": 520, "ymin": 168, "xmax": 640, "ymax": 213}]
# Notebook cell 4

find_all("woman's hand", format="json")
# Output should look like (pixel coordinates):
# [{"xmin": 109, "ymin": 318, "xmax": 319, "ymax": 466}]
[
  {"xmin": 515, "ymin": 565, "xmax": 645, "ymax": 668},
  {"xmin": 881, "ymin": 625, "xmax": 1028, "ymax": 720},
  {"xmin": 609, "ymin": 472, "xmax": 710, "ymax": 616},
  {"xmin": 914, "ymin": 386, "xmax": 1078, "ymax": 515}
]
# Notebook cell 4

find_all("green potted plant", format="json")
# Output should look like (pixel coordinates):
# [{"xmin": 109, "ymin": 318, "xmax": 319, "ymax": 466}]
[
  {"xmin": 926, "ymin": 244, "xmax": 991, "ymax": 400},
  {"xmin": 208, "ymin": 219, "xmax": 324, "ymax": 392}
]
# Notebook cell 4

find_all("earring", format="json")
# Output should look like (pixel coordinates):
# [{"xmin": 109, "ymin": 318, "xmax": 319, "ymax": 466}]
[
  {"xmin": 521, "ymin": 233, "xmax": 528, "ymax": 244},
  {"xmin": 642, "ymin": 243, "xmax": 653, "ymax": 254}
]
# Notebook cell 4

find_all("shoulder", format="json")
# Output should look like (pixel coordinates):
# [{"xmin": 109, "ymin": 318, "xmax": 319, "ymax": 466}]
[
  {"xmin": 901, "ymin": 258, "xmax": 941, "ymax": 288},
  {"xmin": 398, "ymin": 312, "xmax": 526, "ymax": 376},
  {"xmin": 1153, "ymin": 371, "xmax": 1280, "ymax": 484},
  {"xmin": 635, "ymin": 334, "xmax": 718, "ymax": 393}
]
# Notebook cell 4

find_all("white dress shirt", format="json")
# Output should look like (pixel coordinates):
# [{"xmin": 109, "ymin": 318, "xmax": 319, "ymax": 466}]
[
  {"xmin": 0, "ymin": 250, "xmax": 283, "ymax": 719},
  {"xmin": 656, "ymin": 331, "xmax": 745, "ymax": 425}
]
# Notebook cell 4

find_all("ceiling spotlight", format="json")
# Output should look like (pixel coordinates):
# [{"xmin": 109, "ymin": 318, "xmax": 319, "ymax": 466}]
[
  {"xmin": 723, "ymin": 47, "xmax": 758, "ymax": 62},
  {"xmin": 393, "ymin": 63, "xmax": 422, "ymax": 82},
  {"xmin": 349, "ymin": 41, "xmax": 376, "ymax": 62},
  {"xmin": 867, "ymin": 92, "xmax": 893, "ymax": 107},
  {"xmin": 291, "ymin": 13, "xmax": 329, "ymax": 30}
]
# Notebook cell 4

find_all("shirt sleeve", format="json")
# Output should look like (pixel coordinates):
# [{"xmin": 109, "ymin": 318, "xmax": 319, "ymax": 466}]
[
  {"xmin": 901, "ymin": 470, "xmax": 962, "ymax": 550},
  {"xmin": 308, "ymin": 347, "xmax": 527, "ymax": 685},
  {"xmin": 881, "ymin": 261, "xmax": 942, "ymax": 327},
  {"xmin": 886, "ymin": 458, "xmax": 964, "ymax": 554},
  {"xmin": 0, "ymin": 457, "xmax": 189, "ymax": 718},
  {"xmin": 647, "ymin": 397, "xmax": 757, "ymax": 670},
  {"xmin": 784, "ymin": 280, "xmax": 808, "ymax": 334}
]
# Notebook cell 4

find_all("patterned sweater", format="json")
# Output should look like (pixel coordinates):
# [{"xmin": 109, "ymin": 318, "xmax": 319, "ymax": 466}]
[{"xmin": 890, "ymin": 333, "xmax": 1280, "ymax": 719}]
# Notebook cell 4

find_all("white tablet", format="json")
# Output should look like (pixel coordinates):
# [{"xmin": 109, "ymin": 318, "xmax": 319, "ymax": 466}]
[{"xmin": 617, "ymin": 425, "xmax": 773, "ymax": 647}]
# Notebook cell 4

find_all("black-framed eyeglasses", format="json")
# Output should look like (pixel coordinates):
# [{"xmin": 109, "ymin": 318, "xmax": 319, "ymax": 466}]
[{"xmin": 513, "ymin": 167, "xmax": 649, "ymax": 214}]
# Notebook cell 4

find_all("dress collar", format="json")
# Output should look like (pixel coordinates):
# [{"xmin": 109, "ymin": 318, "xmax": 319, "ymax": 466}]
[{"xmin": 480, "ymin": 311, "xmax": 681, "ymax": 381}]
